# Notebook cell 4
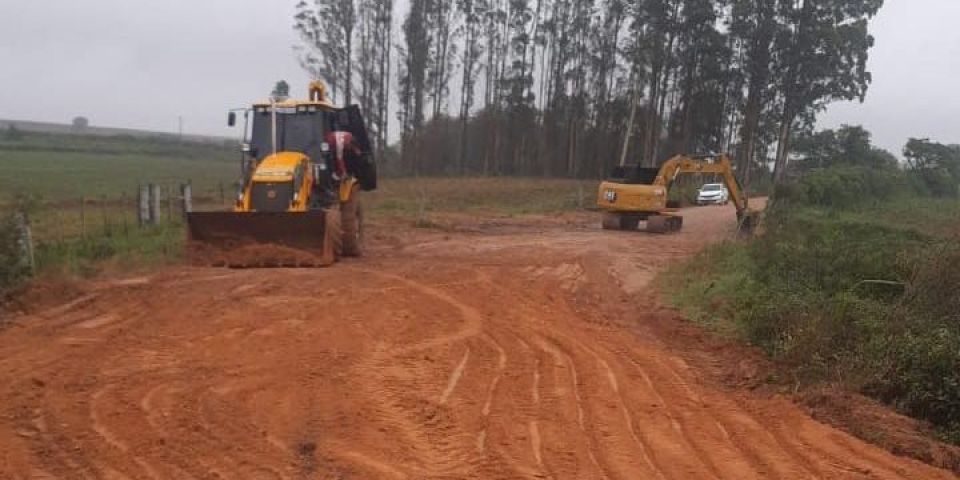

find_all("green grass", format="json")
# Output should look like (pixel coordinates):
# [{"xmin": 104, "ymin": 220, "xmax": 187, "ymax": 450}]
[
  {"xmin": 835, "ymin": 196, "xmax": 960, "ymax": 236},
  {"xmin": 0, "ymin": 130, "xmax": 234, "ymax": 157},
  {"xmin": 366, "ymin": 177, "xmax": 597, "ymax": 218},
  {"xmin": 0, "ymin": 150, "xmax": 237, "ymax": 201},
  {"xmin": 0, "ymin": 131, "xmax": 596, "ymax": 280},
  {"xmin": 34, "ymin": 221, "xmax": 185, "ymax": 277},
  {"xmin": 662, "ymin": 195, "xmax": 960, "ymax": 443},
  {"xmin": 13, "ymin": 177, "xmax": 593, "ymax": 278},
  {"xmin": 0, "ymin": 132, "xmax": 237, "ymax": 202}
]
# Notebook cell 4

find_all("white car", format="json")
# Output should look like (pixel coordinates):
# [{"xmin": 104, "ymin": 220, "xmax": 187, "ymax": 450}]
[{"xmin": 696, "ymin": 183, "xmax": 729, "ymax": 205}]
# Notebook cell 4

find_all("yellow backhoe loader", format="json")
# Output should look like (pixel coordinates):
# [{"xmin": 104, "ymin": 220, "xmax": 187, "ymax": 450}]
[
  {"xmin": 186, "ymin": 81, "xmax": 377, "ymax": 267},
  {"xmin": 596, "ymin": 153, "xmax": 758, "ymax": 233}
]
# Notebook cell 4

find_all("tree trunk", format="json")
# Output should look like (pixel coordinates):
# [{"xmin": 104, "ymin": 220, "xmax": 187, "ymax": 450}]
[
  {"xmin": 738, "ymin": 85, "xmax": 762, "ymax": 186},
  {"xmin": 772, "ymin": 112, "xmax": 793, "ymax": 185},
  {"xmin": 345, "ymin": 24, "xmax": 353, "ymax": 106},
  {"xmin": 619, "ymin": 74, "xmax": 641, "ymax": 167}
]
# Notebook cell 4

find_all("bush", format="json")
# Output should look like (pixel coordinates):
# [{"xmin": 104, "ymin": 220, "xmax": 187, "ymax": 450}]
[
  {"xmin": 782, "ymin": 165, "xmax": 912, "ymax": 209},
  {"xmin": 0, "ymin": 211, "xmax": 32, "ymax": 298},
  {"xmin": 865, "ymin": 242, "xmax": 960, "ymax": 442},
  {"xmin": 752, "ymin": 210, "xmax": 925, "ymax": 295},
  {"xmin": 699, "ymin": 209, "xmax": 924, "ymax": 381},
  {"xmin": 664, "ymin": 195, "xmax": 960, "ymax": 441}
]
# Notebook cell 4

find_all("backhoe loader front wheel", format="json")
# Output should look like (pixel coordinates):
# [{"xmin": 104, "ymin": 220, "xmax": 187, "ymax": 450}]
[{"xmin": 341, "ymin": 194, "xmax": 364, "ymax": 256}]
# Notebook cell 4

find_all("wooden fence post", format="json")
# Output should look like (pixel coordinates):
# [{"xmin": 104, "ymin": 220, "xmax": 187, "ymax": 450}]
[
  {"xmin": 56, "ymin": 208, "xmax": 64, "ymax": 244},
  {"xmin": 15, "ymin": 211, "xmax": 35, "ymax": 274},
  {"xmin": 121, "ymin": 191, "xmax": 130, "ymax": 237},
  {"xmin": 149, "ymin": 184, "xmax": 161, "ymax": 225},
  {"xmin": 80, "ymin": 196, "xmax": 87, "ymax": 238},
  {"xmin": 165, "ymin": 185, "xmax": 173, "ymax": 222},
  {"xmin": 138, "ymin": 184, "xmax": 150, "ymax": 226},
  {"xmin": 181, "ymin": 183, "xmax": 193, "ymax": 218}
]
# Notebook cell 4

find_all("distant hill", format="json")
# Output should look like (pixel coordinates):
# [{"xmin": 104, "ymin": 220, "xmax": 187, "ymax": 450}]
[{"xmin": 0, "ymin": 118, "xmax": 229, "ymax": 145}]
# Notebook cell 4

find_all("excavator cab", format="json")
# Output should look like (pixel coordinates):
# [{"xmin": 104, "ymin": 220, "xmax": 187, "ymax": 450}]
[{"xmin": 606, "ymin": 165, "xmax": 661, "ymax": 185}]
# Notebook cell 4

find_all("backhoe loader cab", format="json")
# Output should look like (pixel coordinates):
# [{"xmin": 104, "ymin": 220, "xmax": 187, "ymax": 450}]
[{"xmin": 186, "ymin": 81, "xmax": 377, "ymax": 267}]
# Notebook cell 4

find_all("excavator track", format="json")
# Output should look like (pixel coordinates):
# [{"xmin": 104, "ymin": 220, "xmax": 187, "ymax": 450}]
[{"xmin": 646, "ymin": 214, "xmax": 683, "ymax": 233}]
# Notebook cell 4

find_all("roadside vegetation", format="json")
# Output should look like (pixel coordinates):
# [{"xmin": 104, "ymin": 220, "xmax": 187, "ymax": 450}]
[
  {"xmin": 0, "ymin": 210, "xmax": 33, "ymax": 301},
  {"xmin": 664, "ymin": 126, "xmax": 960, "ymax": 443},
  {"xmin": 0, "ymin": 131, "xmax": 593, "ymax": 291}
]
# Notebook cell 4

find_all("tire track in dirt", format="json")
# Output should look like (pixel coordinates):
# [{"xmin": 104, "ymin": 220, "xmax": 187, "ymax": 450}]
[
  {"xmin": 440, "ymin": 348, "xmax": 471, "ymax": 405},
  {"xmin": 357, "ymin": 268, "xmax": 484, "ymax": 356},
  {"xmin": 475, "ymin": 333, "xmax": 507, "ymax": 454},
  {"xmin": 348, "ymin": 269, "xmax": 491, "ymax": 478},
  {"xmin": 91, "ymin": 386, "xmax": 184, "ymax": 480},
  {"xmin": 0, "ymin": 207, "xmax": 956, "ymax": 479}
]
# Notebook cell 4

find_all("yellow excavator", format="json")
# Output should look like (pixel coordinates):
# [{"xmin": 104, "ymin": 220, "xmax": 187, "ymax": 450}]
[
  {"xmin": 596, "ymin": 153, "xmax": 758, "ymax": 233},
  {"xmin": 186, "ymin": 81, "xmax": 377, "ymax": 267}
]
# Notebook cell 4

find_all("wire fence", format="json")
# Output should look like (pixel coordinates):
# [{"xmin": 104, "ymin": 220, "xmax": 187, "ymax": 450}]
[{"xmin": 1, "ymin": 181, "xmax": 239, "ymax": 274}]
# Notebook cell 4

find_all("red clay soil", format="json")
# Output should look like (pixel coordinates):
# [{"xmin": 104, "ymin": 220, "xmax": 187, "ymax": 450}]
[
  {"xmin": 0, "ymin": 205, "xmax": 956, "ymax": 479},
  {"xmin": 187, "ymin": 242, "xmax": 333, "ymax": 268},
  {"xmin": 800, "ymin": 387, "xmax": 960, "ymax": 474}
]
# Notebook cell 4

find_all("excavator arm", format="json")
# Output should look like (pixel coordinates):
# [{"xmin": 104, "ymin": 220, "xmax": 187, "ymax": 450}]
[{"xmin": 654, "ymin": 154, "xmax": 749, "ymax": 216}]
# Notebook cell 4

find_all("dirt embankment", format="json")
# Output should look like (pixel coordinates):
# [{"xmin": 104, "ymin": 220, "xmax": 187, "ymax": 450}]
[{"xmin": 0, "ymin": 205, "xmax": 956, "ymax": 479}]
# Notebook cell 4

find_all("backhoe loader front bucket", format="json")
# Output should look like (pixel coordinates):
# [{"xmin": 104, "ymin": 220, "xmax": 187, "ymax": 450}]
[{"xmin": 186, "ymin": 210, "xmax": 341, "ymax": 268}]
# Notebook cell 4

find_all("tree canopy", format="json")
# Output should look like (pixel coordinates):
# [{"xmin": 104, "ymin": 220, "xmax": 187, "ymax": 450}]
[
  {"xmin": 904, "ymin": 138, "xmax": 960, "ymax": 197},
  {"xmin": 793, "ymin": 125, "xmax": 897, "ymax": 172},
  {"xmin": 293, "ymin": 0, "xmax": 885, "ymax": 181}
]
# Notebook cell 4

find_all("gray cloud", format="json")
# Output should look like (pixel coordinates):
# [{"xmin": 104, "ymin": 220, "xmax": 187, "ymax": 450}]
[
  {"xmin": 1, "ymin": 1, "xmax": 956, "ymax": 156},
  {"xmin": 0, "ymin": 1, "xmax": 308, "ymax": 136},
  {"xmin": 819, "ymin": 0, "xmax": 960, "ymax": 155}
]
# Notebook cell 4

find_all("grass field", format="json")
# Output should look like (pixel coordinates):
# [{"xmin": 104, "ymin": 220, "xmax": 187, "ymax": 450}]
[
  {"xmin": 0, "ymin": 131, "xmax": 238, "ymax": 202},
  {"xmin": 367, "ymin": 177, "xmax": 596, "ymax": 217},
  {"xmin": 0, "ymin": 150, "xmax": 238, "ymax": 201},
  {"xmin": 0, "ymin": 131, "xmax": 596, "ymax": 278}
]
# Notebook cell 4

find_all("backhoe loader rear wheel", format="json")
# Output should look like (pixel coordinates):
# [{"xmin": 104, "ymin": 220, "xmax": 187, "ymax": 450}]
[
  {"xmin": 321, "ymin": 208, "xmax": 343, "ymax": 265},
  {"xmin": 341, "ymin": 194, "xmax": 364, "ymax": 256}
]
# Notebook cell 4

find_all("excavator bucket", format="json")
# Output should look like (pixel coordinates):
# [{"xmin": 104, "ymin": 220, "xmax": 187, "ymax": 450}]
[{"xmin": 186, "ymin": 210, "xmax": 340, "ymax": 268}]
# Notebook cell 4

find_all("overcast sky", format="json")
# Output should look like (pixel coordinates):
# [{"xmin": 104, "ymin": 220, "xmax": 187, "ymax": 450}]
[{"xmin": 1, "ymin": 1, "xmax": 957, "ymax": 155}]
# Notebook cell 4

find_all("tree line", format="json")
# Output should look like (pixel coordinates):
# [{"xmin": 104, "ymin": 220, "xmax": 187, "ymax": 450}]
[
  {"xmin": 294, "ymin": 0, "xmax": 884, "ymax": 184},
  {"xmin": 790, "ymin": 125, "xmax": 960, "ymax": 202}
]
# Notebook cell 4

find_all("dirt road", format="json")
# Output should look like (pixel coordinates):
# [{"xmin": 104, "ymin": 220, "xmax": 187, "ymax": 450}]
[{"xmin": 0, "ymin": 205, "xmax": 954, "ymax": 479}]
